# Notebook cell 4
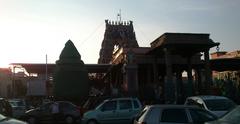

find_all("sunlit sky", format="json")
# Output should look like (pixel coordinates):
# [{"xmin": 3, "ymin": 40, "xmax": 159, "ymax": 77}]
[{"xmin": 0, "ymin": 0, "xmax": 240, "ymax": 67}]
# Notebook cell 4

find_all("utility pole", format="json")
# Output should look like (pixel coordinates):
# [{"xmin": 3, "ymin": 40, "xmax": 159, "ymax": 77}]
[
  {"xmin": 45, "ymin": 54, "xmax": 48, "ymax": 81},
  {"xmin": 45, "ymin": 54, "xmax": 48, "ymax": 96}
]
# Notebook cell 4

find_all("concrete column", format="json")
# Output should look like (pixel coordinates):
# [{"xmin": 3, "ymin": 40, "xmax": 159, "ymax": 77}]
[
  {"xmin": 204, "ymin": 49, "xmax": 212, "ymax": 91},
  {"xmin": 195, "ymin": 69, "xmax": 202, "ymax": 94},
  {"xmin": 153, "ymin": 58, "xmax": 158, "ymax": 84},
  {"xmin": 187, "ymin": 57, "xmax": 193, "ymax": 97},
  {"xmin": 164, "ymin": 48, "xmax": 175, "ymax": 103},
  {"xmin": 147, "ymin": 64, "xmax": 152, "ymax": 84},
  {"xmin": 176, "ymin": 69, "xmax": 184, "ymax": 103},
  {"xmin": 125, "ymin": 64, "xmax": 139, "ymax": 96}
]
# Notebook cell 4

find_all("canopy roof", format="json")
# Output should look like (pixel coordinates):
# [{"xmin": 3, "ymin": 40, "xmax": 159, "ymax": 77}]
[
  {"xmin": 148, "ymin": 33, "xmax": 220, "ymax": 56},
  {"xmin": 10, "ymin": 63, "xmax": 113, "ymax": 74}
]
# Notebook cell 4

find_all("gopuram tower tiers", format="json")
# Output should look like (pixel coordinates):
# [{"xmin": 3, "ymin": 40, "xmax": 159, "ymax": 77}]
[{"xmin": 98, "ymin": 19, "xmax": 139, "ymax": 64}]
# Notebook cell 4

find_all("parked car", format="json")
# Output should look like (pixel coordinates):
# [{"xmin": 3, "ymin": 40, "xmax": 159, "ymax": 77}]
[
  {"xmin": 82, "ymin": 97, "xmax": 142, "ymax": 124},
  {"xmin": 9, "ymin": 99, "xmax": 27, "ymax": 118},
  {"xmin": 0, "ymin": 113, "xmax": 28, "ymax": 124},
  {"xmin": 80, "ymin": 95, "xmax": 114, "ymax": 116},
  {"xmin": 23, "ymin": 101, "xmax": 81, "ymax": 124},
  {"xmin": 134, "ymin": 105, "xmax": 218, "ymax": 124},
  {"xmin": 184, "ymin": 95, "xmax": 236, "ymax": 117},
  {"xmin": 205, "ymin": 105, "xmax": 240, "ymax": 124},
  {"xmin": 0, "ymin": 98, "xmax": 12, "ymax": 117}
]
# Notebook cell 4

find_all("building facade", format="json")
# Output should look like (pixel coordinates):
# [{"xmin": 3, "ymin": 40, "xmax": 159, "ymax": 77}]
[
  {"xmin": 210, "ymin": 50, "xmax": 240, "ymax": 103},
  {"xmin": 99, "ymin": 23, "xmax": 220, "ymax": 103}
]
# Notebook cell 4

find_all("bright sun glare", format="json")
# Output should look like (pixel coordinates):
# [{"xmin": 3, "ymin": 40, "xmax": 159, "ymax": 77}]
[{"xmin": 0, "ymin": 61, "xmax": 10, "ymax": 68}]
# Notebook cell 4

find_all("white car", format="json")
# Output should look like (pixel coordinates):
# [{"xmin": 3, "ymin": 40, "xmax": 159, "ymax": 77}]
[
  {"xmin": 134, "ymin": 105, "xmax": 217, "ymax": 124},
  {"xmin": 205, "ymin": 105, "xmax": 240, "ymax": 124},
  {"xmin": 0, "ymin": 114, "xmax": 28, "ymax": 124},
  {"xmin": 184, "ymin": 95, "xmax": 236, "ymax": 117},
  {"xmin": 82, "ymin": 97, "xmax": 142, "ymax": 124}
]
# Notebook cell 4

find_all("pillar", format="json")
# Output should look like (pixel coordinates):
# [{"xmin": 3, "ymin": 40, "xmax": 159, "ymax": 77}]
[
  {"xmin": 187, "ymin": 57, "xmax": 193, "ymax": 97},
  {"xmin": 176, "ymin": 69, "xmax": 183, "ymax": 103},
  {"xmin": 147, "ymin": 64, "xmax": 152, "ymax": 84},
  {"xmin": 164, "ymin": 48, "xmax": 175, "ymax": 103},
  {"xmin": 153, "ymin": 57, "xmax": 158, "ymax": 84},
  {"xmin": 125, "ymin": 64, "xmax": 139, "ymax": 96},
  {"xmin": 195, "ymin": 69, "xmax": 202, "ymax": 95},
  {"xmin": 204, "ymin": 49, "xmax": 212, "ymax": 91}
]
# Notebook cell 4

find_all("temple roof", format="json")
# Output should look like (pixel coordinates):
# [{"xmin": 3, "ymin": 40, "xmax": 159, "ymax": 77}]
[{"xmin": 148, "ymin": 33, "xmax": 220, "ymax": 56}]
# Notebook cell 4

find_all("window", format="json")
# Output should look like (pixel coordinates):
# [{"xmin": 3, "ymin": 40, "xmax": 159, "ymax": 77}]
[
  {"xmin": 189, "ymin": 109, "xmax": 217, "ymax": 123},
  {"xmin": 133, "ymin": 100, "xmax": 140, "ymax": 109},
  {"xmin": 119, "ymin": 100, "xmax": 132, "ymax": 110},
  {"xmin": 204, "ymin": 99, "xmax": 236, "ymax": 111},
  {"xmin": 60, "ymin": 102, "xmax": 75, "ymax": 111},
  {"xmin": 40, "ymin": 103, "xmax": 52, "ymax": 112},
  {"xmin": 186, "ymin": 99, "xmax": 204, "ymax": 109},
  {"xmin": 161, "ymin": 108, "xmax": 188, "ymax": 123},
  {"xmin": 101, "ymin": 101, "xmax": 117, "ymax": 111}
]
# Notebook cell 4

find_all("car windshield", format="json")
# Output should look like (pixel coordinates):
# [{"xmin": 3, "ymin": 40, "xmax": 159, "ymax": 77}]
[
  {"xmin": 0, "ymin": 114, "xmax": 6, "ymax": 121},
  {"xmin": 204, "ymin": 99, "xmax": 236, "ymax": 111},
  {"xmin": 221, "ymin": 106, "xmax": 240, "ymax": 123},
  {"xmin": 9, "ymin": 100, "xmax": 25, "ymax": 107}
]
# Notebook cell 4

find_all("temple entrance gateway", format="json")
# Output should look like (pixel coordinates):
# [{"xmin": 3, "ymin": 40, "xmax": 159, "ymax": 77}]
[{"xmin": 98, "ymin": 20, "xmax": 138, "ymax": 64}]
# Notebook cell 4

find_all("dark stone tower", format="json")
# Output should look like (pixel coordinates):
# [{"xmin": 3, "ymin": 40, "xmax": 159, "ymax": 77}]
[
  {"xmin": 53, "ymin": 40, "xmax": 89, "ymax": 103},
  {"xmin": 98, "ymin": 20, "xmax": 139, "ymax": 64}
]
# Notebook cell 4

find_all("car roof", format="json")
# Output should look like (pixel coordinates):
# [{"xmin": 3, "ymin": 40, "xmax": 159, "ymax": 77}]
[
  {"xmin": 105, "ymin": 97, "xmax": 139, "ymax": 101},
  {"xmin": 146, "ymin": 104, "xmax": 201, "ymax": 109},
  {"xmin": 187, "ymin": 95, "xmax": 230, "ymax": 100},
  {"xmin": 9, "ymin": 99, "xmax": 25, "ymax": 101},
  {"xmin": 0, "ymin": 98, "xmax": 8, "ymax": 101}
]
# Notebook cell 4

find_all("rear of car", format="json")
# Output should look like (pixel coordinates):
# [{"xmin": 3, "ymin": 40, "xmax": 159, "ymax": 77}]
[
  {"xmin": 58, "ymin": 101, "xmax": 81, "ymax": 123},
  {"xmin": 185, "ymin": 95, "xmax": 236, "ymax": 117},
  {"xmin": 134, "ymin": 105, "xmax": 217, "ymax": 124}
]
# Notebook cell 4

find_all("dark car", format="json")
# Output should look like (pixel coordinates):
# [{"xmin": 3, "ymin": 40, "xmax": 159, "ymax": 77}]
[
  {"xmin": 0, "ymin": 114, "xmax": 27, "ymax": 124},
  {"xmin": 0, "ymin": 98, "xmax": 12, "ymax": 117},
  {"xmin": 23, "ymin": 101, "xmax": 81, "ymax": 124}
]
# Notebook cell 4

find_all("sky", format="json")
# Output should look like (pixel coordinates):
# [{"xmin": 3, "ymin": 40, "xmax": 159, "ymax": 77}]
[{"xmin": 0, "ymin": 0, "xmax": 240, "ymax": 67}]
